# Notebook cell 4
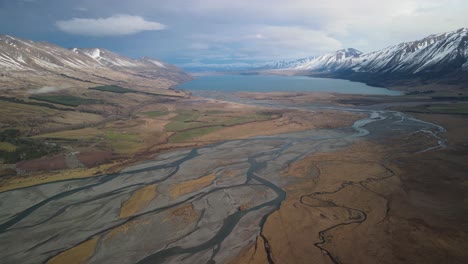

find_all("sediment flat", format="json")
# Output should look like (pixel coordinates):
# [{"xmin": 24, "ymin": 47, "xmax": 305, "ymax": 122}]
[{"xmin": 1, "ymin": 92, "xmax": 467, "ymax": 264}]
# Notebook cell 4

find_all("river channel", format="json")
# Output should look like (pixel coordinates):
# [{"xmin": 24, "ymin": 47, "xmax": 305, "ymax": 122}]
[{"xmin": 0, "ymin": 92, "xmax": 445, "ymax": 264}]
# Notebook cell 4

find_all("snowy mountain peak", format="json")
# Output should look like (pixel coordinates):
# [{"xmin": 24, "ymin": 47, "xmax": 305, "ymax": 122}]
[
  {"xmin": 73, "ymin": 48, "xmax": 141, "ymax": 68},
  {"xmin": 0, "ymin": 35, "xmax": 189, "ymax": 80},
  {"xmin": 329, "ymin": 48, "xmax": 363, "ymax": 61},
  {"xmin": 290, "ymin": 48, "xmax": 363, "ymax": 71},
  {"xmin": 0, "ymin": 34, "xmax": 192, "ymax": 89},
  {"xmin": 257, "ymin": 48, "xmax": 363, "ymax": 71},
  {"xmin": 336, "ymin": 48, "xmax": 362, "ymax": 56},
  {"xmin": 268, "ymin": 28, "xmax": 468, "ymax": 77},
  {"xmin": 89, "ymin": 49, "xmax": 101, "ymax": 60}
]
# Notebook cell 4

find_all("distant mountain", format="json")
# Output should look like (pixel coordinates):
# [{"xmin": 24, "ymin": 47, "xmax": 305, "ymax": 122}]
[
  {"xmin": 258, "ymin": 56, "xmax": 317, "ymax": 70},
  {"xmin": 184, "ymin": 28, "xmax": 468, "ymax": 87},
  {"xmin": 0, "ymin": 35, "xmax": 192, "ymax": 91},
  {"xmin": 258, "ymin": 48, "xmax": 363, "ymax": 71},
  {"xmin": 261, "ymin": 28, "xmax": 468, "ymax": 86}
]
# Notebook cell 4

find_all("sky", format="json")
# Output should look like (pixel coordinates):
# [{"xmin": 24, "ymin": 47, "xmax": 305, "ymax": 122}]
[{"xmin": 1, "ymin": 0, "xmax": 467, "ymax": 67}]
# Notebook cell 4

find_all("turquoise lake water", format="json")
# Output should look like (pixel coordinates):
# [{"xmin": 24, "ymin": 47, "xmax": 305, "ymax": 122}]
[{"xmin": 177, "ymin": 74, "xmax": 401, "ymax": 95}]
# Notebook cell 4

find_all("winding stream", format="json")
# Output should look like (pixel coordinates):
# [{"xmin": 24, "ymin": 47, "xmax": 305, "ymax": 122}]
[{"xmin": 0, "ymin": 92, "xmax": 446, "ymax": 264}]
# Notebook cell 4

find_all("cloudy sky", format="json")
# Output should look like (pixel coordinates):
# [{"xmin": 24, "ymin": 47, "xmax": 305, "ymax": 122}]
[{"xmin": 1, "ymin": 0, "xmax": 467, "ymax": 66}]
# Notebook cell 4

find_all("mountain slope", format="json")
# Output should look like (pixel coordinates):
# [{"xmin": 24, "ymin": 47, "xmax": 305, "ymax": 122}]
[
  {"xmin": 260, "ymin": 48, "xmax": 363, "ymax": 71},
  {"xmin": 262, "ymin": 28, "xmax": 468, "ymax": 86},
  {"xmin": 351, "ymin": 28, "xmax": 468, "ymax": 75},
  {"xmin": 0, "ymin": 35, "xmax": 192, "ymax": 93},
  {"xmin": 0, "ymin": 35, "xmax": 102, "ymax": 71}
]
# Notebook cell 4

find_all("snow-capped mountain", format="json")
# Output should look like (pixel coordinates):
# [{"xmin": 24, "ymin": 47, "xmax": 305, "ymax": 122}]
[
  {"xmin": 349, "ymin": 28, "xmax": 468, "ymax": 75},
  {"xmin": 0, "ymin": 35, "xmax": 191, "ymax": 90},
  {"xmin": 72, "ymin": 48, "xmax": 170, "ymax": 70},
  {"xmin": 259, "ymin": 56, "xmax": 317, "ymax": 70},
  {"xmin": 295, "ymin": 48, "xmax": 363, "ymax": 71},
  {"xmin": 259, "ymin": 48, "xmax": 363, "ymax": 71},
  {"xmin": 265, "ymin": 28, "xmax": 468, "ymax": 83},
  {"xmin": 0, "ymin": 35, "xmax": 102, "ymax": 71},
  {"xmin": 71, "ymin": 48, "xmax": 187, "ymax": 81},
  {"xmin": 73, "ymin": 48, "xmax": 142, "ymax": 68}
]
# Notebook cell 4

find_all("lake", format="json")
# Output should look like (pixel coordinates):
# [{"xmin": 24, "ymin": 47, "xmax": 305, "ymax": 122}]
[{"xmin": 177, "ymin": 74, "xmax": 401, "ymax": 95}]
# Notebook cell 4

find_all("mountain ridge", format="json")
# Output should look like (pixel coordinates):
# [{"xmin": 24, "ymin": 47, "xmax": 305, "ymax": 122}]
[
  {"xmin": 0, "ymin": 35, "xmax": 192, "ymax": 92},
  {"xmin": 183, "ymin": 28, "xmax": 468, "ymax": 87},
  {"xmin": 258, "ymin": 28, "xmax": 468, "ymax": 86}
]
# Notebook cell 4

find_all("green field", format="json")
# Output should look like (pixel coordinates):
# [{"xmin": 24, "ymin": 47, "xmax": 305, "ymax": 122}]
[
  {"xmin": 166, "ymin": 110, "xmax": 276, "ymax": 143},
  {"xmin": 169, "ymin": 126, "xmax": 222, "ymax": 143},
  {"xmin": 221, "ymin": 114, "xmax": 273, "ymax": 126},
  {"xmin": 432, "ymin": 95, "xmax": 468, "ymax": 101},
  {"xmin": 104, "ymin": 130, "xmax": 142, "ymax": 154},
  {"xmin": 0, "ymin": 139, "xmax": 61, "ymax": 164},
  {"xmin": 104, "ymin": 130, "xmax": 138, "ymax": 141},
  {"xmin": 90, "ymin": 85, "xmax": 135, "ymax": 94},
  {"xmin": 205, "ymin": 110, "xmax": 227, "ymax": 114},
  {"xmin": 140, "ymin": 111, "xmax": 169, "ymax": 117},
  {"xmin": 398, "ymin": 102, "xmax": 468, "ymax": 115},
  {"xmin": 165, "ymin": 110, "xmax": 202, "ymax": 131},
  {"xmin": 90, "ymin": 85, "xmax": 183, "ymax": 98},
  {"xmin": 34, "ymin": 128, "xmax": 103, "ymax": 141},
  {"xmin": 30, "ymin": 95, "xmax": 100, "ymax": 107},
  {"xmin": 427, "ymin": 104, "xmax": 468, "ymax": 114},
  {"xmin": 0, "ymin": 142, "xmax": 16, "ymax": 152},
  {"xmin": 166, "ymin": 110, "xmax": 274, "ymax": 132}
]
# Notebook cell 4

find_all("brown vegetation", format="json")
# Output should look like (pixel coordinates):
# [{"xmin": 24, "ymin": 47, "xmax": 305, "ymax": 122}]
[
  {"xmin": 120, "ymin": 185, "xmax": 158, "ymax": 219},
  {"xmin": 169, "ymin": 173, "xmax": 217, "ymax": 199},
  {"xmin": 47, "ymin": 236, "xmax": 99, "ymax": 264},
  {"xmin": 234, "ymin": 110, "xmax": 468, "ymax": 264}
]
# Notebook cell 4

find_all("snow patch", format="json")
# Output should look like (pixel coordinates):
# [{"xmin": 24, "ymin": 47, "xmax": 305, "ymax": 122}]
[
  {"xmin": 29, "ymin": 86, "xmax": 70, "ymax": 94},
  {"xmin": 0, "ymin": 54, "xmax": 24, "ymax": 70},
  {"xmin": 147, "ymin": 59, "xmax": 166, "ymax": 68},
  {"xmin": 109, "ymin": 58, "xmax": 138, "ymax": 67},
  {"xmin": 89, "ymin": 49, "xmax": 101, "ymax": 60},
  {"xmin": 17, "ymin": 55, "xmax": 26, "ymax": 63}
]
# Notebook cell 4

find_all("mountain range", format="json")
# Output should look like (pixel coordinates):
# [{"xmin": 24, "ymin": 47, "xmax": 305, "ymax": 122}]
[
  {"xmin": 189, "ymin": 28, "xmax": 468, "ymax": 87},
  {"xmin": 268, "ymin": 28, "xmax": 468, "ymax": 86},
  {"xmin": 263, "ymin": 28, "xmax": 468, "ymax": 71},
  {"xmin": 0, "ymin": 35, "xmax": 191, "ymax": 92},
  {"xmin": 1, "ymin": 28, "xmax": 467, "ymax": 90}
]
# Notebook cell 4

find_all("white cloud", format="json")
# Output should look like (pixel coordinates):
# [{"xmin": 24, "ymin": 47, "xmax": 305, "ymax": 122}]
[
  {"xmin": 24, "ymin": 0, "xmax": 467, "ymax": 61},
  {"xmin": 153, "ymin": 0, "xmax": 468, "ymax": 54},
  {"xmin": 254, "ymin": 26, "xmax": 342, "ymax": 55},
  {"xmin": 56, "ymin": 14, "xmax": 166, "ymax": 36},
  {"xmin": 184, "ymin": 25, "xmax": 342, "ymax": 61}
]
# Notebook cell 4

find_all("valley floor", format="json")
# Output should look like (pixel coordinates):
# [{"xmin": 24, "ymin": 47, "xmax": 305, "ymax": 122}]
[{"xmin": 0, "ymin": 87, "xmax": 467, "ymax": 264}]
